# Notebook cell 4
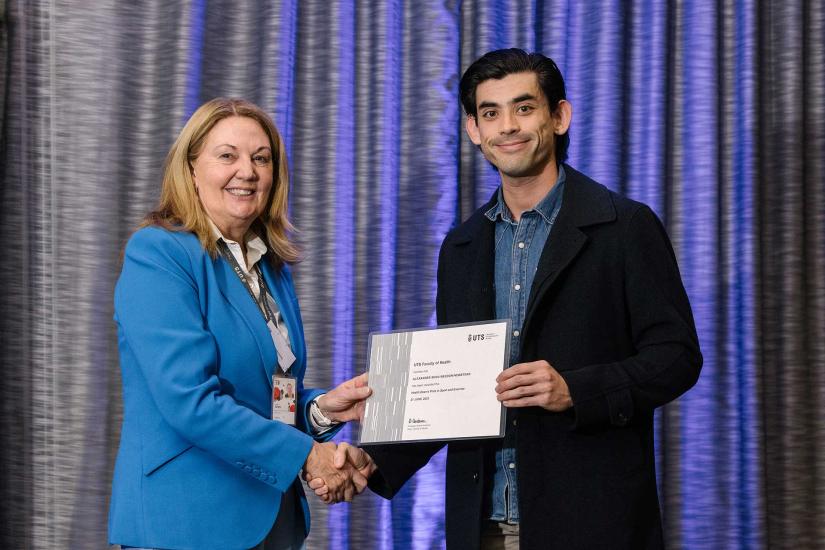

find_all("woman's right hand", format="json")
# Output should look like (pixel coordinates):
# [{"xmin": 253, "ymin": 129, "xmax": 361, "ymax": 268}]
[
  {"xmin": 303, "ymin": 441, "xmax": 368, "ymax": 502},
  {"xmin": 306, "ymin": 442, "xmax": 376, "ymax": 503}
]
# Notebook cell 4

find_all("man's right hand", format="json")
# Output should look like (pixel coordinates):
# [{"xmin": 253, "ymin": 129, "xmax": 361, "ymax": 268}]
[{"xmin": 306, "ymin": 442, "xmax": 376, "ymax": 503}]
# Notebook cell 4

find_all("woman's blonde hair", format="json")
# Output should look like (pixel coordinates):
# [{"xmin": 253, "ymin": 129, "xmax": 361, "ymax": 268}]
[{"xmin": 143, "ymin": 97, "xmax": 298, "ymax": 265}]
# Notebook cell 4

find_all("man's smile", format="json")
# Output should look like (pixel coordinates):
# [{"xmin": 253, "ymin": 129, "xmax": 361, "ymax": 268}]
[{"xmin": 493, "ymin": 137, "xmax": 531, "ymax": 152}]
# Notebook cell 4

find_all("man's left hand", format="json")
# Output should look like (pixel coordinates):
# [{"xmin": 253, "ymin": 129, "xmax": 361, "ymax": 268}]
[{"xmin": 495, "ymin": 360, "xmax": 573, "ymax": 411}]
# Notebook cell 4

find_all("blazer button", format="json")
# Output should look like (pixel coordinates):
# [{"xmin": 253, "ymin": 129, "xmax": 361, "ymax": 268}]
[
  {"xmin": 472, "ymin": 472, "xmax": 479, "ymax": 482},
  {"xmin": 617, "ymin": 413, "xmax": 628, "ymax": 426}
]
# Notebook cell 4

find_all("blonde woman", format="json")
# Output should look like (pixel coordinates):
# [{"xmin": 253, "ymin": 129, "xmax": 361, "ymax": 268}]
[{"xmin": 109, "ymin": 98, "xmax": 369, "ymax": 550}]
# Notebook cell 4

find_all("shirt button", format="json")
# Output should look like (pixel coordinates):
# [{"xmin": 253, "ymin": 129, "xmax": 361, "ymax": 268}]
[
  {"xmin": 518, "ymin": 242, "xmax": 525, "ymax": 249},
  {"xmin": 513, "ymin": 330, "xmax": 520, "ymax": 337},
  {"xmin": 512, "ymin": 419, "xmax": 517, "ymax": 427},
  {"xmin": 508, "ymin": 463, "xmax": 515, "ymax": 469},
  {"xmin": 514, "ymin": 284, "xmax": 521, "ymax": 291}
]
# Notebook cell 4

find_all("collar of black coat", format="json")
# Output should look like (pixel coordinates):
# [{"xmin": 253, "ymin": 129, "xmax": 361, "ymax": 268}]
[{"xmin": 449, "ymin": 164, "xmax": 617, "ymax": 245}]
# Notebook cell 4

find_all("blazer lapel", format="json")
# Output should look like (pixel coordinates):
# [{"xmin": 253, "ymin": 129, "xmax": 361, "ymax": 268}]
[
  {"xmin": 523, "ymin": 166, "xmax": 617, "ymax": 335},
  {"xmin": 523, "ymin": 216, "xmax": 587, "ymax": 329},
  {"xmin": 213, "ymin": 255, "xmax": 278, "ymax": 384},
  {"xmin": 465, "ymin": 208, "xmax": 497, "ymax": 322}
]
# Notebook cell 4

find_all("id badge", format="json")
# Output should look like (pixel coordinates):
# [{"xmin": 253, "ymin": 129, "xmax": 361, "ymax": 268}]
[{"xmin": 272, "ymin": 374, "xmax": 297, "ymax": 426}]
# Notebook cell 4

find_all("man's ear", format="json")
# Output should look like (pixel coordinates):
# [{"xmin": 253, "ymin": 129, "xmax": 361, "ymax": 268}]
[
  {"xmin": 554, "ymin": 100, "xmax": 572, "ymax": 135},
  {"xmin": 465, "ymin": 115, "xmax": 482, "ymax": 145}
]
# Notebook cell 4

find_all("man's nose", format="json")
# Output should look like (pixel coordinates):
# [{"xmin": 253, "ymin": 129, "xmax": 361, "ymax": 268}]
[{"xmin": 499, "ymin": 110, "xmax": 519, "ymax": 134}]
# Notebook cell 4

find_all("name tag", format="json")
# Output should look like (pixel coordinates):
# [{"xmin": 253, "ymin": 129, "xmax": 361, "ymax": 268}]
[{"xmin": 272, "ymin": 374, "xmax": 297, "ymax": 426}]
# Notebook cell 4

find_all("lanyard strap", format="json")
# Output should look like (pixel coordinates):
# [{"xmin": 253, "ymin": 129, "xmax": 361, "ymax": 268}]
[
  {"xmin": 217, "ymin": 240, "xmax": 295, "ymax": 375},
  {"xmin": 217, "ymin": 240, "xmax": 278, "ymax": 323}
]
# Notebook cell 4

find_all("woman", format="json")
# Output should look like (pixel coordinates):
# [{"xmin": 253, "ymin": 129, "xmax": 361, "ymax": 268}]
[{"xmin": 109, "ymin": 98, "xmax": 368, "ymax": 550}]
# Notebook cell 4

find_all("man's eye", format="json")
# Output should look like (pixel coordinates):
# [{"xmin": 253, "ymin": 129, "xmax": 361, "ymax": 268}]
[
  {"xmin": 517, "ymin": 105, "xmax": 534, "ymax": 113},
  {"xmin": 481, "ymin": 111, "xmax": 497, "ymax": 119}
]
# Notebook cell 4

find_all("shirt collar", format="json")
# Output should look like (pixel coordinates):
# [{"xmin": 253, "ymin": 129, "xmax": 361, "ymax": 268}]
[
  {"xmin": 484, "ymin": 164, "xmax": 567, "ymax": 224},
  {"xmin": 208, "ymin": 219, "xmax": 269, "ymax": 269}
]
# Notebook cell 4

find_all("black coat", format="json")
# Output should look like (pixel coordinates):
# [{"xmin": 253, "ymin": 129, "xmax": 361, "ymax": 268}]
[{"xmin": 368, "ymin": 166, "xmax": 702, "ymax": 549}]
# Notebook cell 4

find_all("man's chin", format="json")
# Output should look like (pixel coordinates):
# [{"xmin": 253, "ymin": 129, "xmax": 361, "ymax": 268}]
[
  {"xmin": 497, "ymin": 163, "xmax": 539, "ymax": 179},
  {"xmin": 492, "ymin": 155, "xmax": 556, "ymax": 180}
]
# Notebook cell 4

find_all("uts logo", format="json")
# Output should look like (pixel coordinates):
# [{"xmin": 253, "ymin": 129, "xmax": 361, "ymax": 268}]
[{"xmin": 467, "ymin": 333, "xmax": 485, "ymax": 342}]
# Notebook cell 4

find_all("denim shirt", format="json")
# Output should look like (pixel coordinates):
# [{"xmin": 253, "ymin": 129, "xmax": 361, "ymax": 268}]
[{"xmin": 482, "ymin": 166, "xmax": 566, "ymax": 523}]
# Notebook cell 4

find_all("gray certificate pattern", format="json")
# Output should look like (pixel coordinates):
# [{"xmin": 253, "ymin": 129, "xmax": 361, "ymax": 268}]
[{"xmin": 360, "ymin": 331, "xmax": 413, "ymax": 443}]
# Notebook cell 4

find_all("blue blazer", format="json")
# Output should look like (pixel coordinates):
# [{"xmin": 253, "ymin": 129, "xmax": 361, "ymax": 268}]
[{"xmin": 109, "ymin": 227, "xmax": 339, "ymax": 549}]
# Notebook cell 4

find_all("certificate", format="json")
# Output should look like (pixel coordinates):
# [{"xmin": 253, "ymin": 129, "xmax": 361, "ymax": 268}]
[{"xmin": 359, "ymin": 320, "xmax": 510, "ymax": 445}]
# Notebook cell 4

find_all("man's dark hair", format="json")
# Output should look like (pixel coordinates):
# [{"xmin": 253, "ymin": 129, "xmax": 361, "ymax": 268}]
[{"xmin": 459, "ymin": 48, "xmax": 569, "ymax": 163}]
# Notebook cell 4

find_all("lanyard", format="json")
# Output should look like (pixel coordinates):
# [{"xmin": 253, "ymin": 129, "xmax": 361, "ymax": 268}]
[
  {"xmin": 217, "ymin": 240, "xmax": 278, "ymax": 323},
  {"xmin": 217, "ymin": 240, "xmax": 296, "ymax": 375}
]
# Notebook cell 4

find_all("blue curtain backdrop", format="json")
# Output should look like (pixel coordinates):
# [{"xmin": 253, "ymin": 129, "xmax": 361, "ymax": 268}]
[{"xmin": 1, "ymin": 1, "xmax": 823, "ymax": 549}]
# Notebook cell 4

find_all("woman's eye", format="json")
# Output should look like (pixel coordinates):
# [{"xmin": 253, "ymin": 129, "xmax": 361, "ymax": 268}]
[{"xmin": 254, "ymin": 156, "xmax": 271, "ymax": 164}]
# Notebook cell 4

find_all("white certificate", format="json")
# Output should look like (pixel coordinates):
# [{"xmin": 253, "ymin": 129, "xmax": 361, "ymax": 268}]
[{"xmin": 359, "ymin": 320, "xmax": 510, "ymax": 445}]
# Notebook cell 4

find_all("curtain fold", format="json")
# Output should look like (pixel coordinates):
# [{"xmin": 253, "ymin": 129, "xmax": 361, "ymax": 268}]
[
  {"xmin": 1, "ymin": 1, "xmax": 823, "ymax": 548},
  {"xmin": 758, "ymin": 0, "xmax": 825, "ymax": 547}
]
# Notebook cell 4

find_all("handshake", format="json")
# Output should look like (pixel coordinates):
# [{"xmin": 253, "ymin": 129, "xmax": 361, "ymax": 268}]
[
  {"xmin": 299, "ymin": 373, "xmax": 376, "ymax": 503},
  {"xmin": 302, "ymin": 442, "xmax": 375, "ymax": 504}
]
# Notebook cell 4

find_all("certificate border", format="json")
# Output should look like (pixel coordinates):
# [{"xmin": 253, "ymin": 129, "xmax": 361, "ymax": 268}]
[{"xmin": 359, "ymin": 319, "xmax": 511, "ymax": 446}]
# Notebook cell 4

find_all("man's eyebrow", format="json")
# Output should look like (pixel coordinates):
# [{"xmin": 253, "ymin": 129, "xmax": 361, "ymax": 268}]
[
  {"xmin": 477, "ymin": 100, "xmax": 501, "ymax": 110},
  {"xmin": 477, "ymin": 94, "xmax": 539, "ymax": 111},
  {"xmin": 511, "ymin": 93, "xmax": 538, "ymax": 104}
]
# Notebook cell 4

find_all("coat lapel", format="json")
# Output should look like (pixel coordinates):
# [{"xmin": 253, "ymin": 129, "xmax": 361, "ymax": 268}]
[
  {"xmin": 213, "ymin": 255, "xmax": 278, "ymax": 384},
  {"xmin": 523, "ymin": 166, "xmax": 617, "ymax": 335},
  {"xmin": 451, "ymin": 196, "xmax": 498, "ymax": 323},
  {"xmin": 523, "ymin": 216, "xmax": 587, "ymax": 329},
  {"xmin": 468, "ymin": 220, "xmax": 497, "ymax": 322}
]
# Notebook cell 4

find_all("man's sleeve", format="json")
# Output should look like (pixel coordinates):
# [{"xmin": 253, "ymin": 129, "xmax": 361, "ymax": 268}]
[
  {"xmin": 366, "ymin": 441, "xmax": 446, "ymax": 499},
  {"xmin": 563, "ymin": 205, "xmax": 703, "ymax": 430}
]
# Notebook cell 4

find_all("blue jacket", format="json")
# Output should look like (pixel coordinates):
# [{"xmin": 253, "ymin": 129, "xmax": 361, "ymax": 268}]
[{"xmin": 109, "ymin": 226, "xmax": 338, "ymax": 549}]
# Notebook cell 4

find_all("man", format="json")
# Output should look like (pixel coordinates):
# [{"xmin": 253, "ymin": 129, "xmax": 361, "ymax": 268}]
[{"xmin": 315, "ymin": 48, "xmax": 702, "ymax": 549}]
